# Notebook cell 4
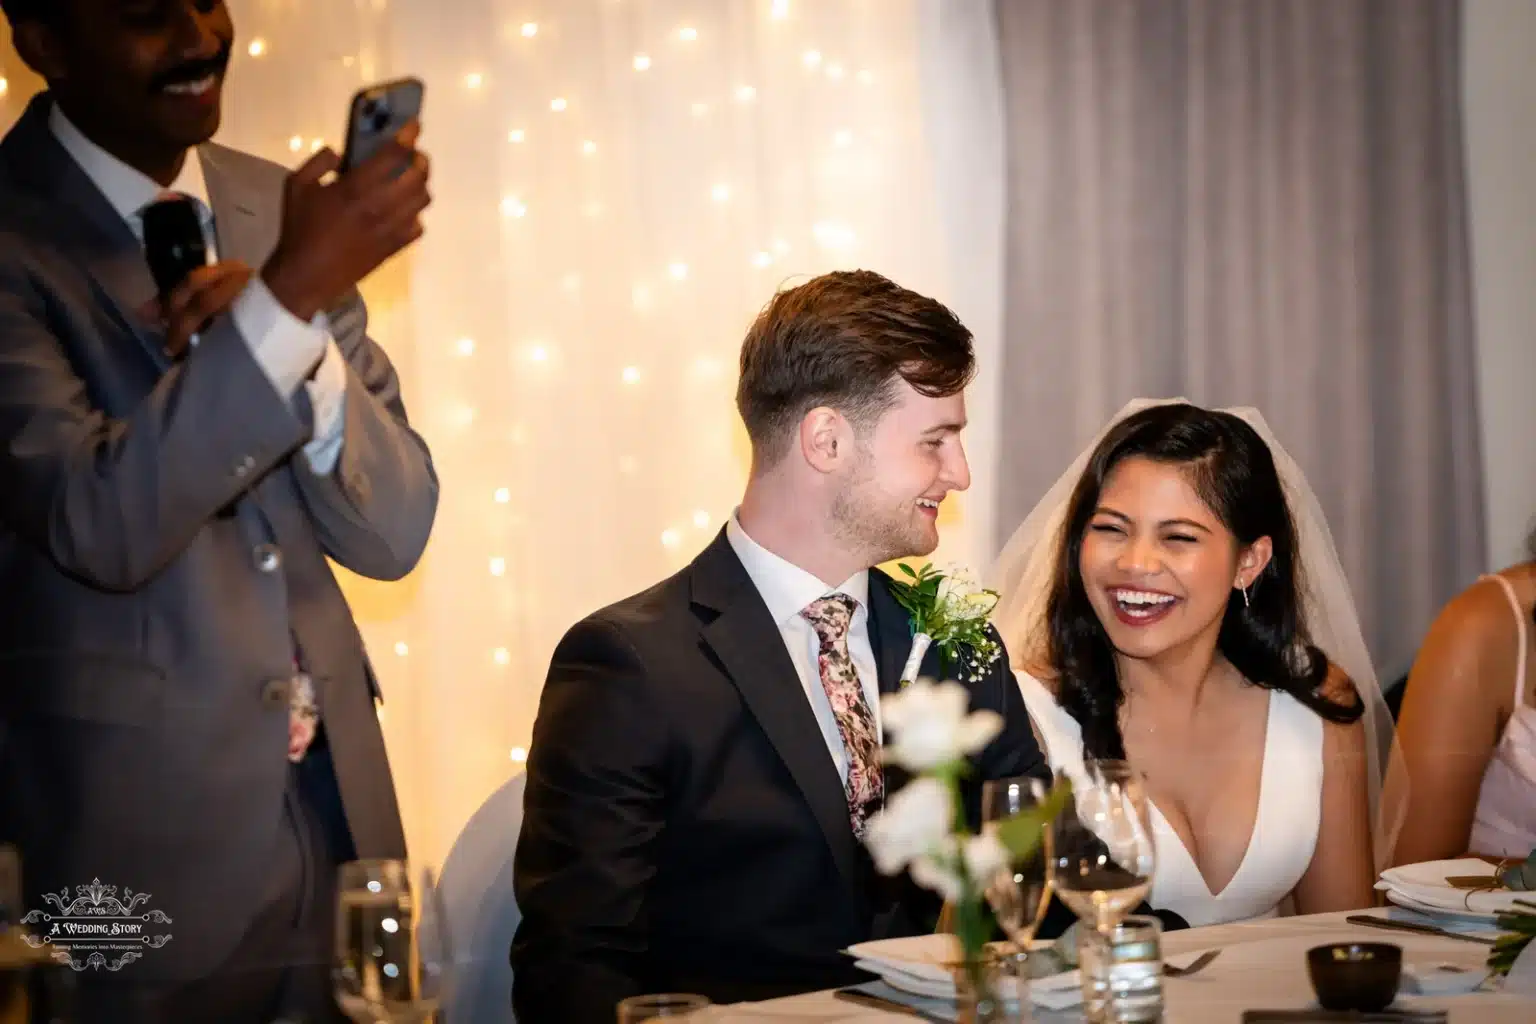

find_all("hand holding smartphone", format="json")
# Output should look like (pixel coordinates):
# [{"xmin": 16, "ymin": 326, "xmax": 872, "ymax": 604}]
[
  {"xmin": 262, "ymin": 77, "xmax": 432, "ymax": 322},
  {"xmin": 341, "ymin": 77, "xmax": 426, "ymax": 174}
]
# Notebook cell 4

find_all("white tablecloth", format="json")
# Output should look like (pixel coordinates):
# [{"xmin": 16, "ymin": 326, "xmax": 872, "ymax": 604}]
[{"xmin": 717, "ymin": 909, "xmax": 1533, "ymax": 1021}]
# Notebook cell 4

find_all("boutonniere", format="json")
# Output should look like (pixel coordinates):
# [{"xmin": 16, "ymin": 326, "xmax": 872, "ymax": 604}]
[{"xmin": 886, "ymin": 563, "xmax": 1004, "ymax": 687}]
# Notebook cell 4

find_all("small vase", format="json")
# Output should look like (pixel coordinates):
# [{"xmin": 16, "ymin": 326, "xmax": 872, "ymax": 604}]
[{"xmin": 954, "ymin": 957, "xmax": 1013, "ymax": 1024}]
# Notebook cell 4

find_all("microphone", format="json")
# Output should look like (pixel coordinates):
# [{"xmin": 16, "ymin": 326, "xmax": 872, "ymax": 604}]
[{"xmin": 141, "ymin": 196, "xmax": 208, "ymax": 301}]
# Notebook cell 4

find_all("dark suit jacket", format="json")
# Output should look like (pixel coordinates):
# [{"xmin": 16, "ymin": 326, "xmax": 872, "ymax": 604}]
[
  {"xmin": 0, "ymin": 94, "xmax": 437, "ymax": 982},
  {"xmin": 511, "ymin": 530, "xmax": 1049, "ymax": 1022}
]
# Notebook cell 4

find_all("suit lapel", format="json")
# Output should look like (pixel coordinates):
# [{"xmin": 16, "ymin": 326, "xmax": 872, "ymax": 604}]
[
  {"xmin": 691, "ymin": 532, "xmax": 865, "ymax": 900},
  {"xmin": 868, "ymin": 571, "xmax": 919, "ymax": 797},
  {"xmin": 199, "ymin": 143, "xmax": 273, "ymax": 268},
  {"xmin": 0, "ymin": 94, "xmax": 171, "ymax": 372}
]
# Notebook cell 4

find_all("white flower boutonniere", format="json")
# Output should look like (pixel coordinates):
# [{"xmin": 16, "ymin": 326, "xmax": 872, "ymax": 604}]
[{"xmin": 887, "ymin": 563, "xmax": 1004, "ymax": 687}]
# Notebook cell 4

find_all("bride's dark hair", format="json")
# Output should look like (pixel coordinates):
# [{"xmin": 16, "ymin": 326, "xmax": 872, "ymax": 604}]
[{"xmin": 1045, "ymin": 403, "xmax": 1363, "ymax": 760}]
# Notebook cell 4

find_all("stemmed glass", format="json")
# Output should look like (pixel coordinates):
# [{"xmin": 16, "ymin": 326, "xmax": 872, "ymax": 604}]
[
  {"xmin": 1046, "ymin": 760, "xmax": 1156, "ymax": 934},
  {"xmin": 980, "ymin": 776, "xmax": 1054, "ymax": 1016},
  {"xmin": 334, "ymin": 860, "xmax": 451, "ymax": 1023}
]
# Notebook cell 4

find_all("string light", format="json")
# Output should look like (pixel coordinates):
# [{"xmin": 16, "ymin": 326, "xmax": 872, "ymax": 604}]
[
  {"xmin": 621, "ymin": 366, "xmax": 642, "ymax": 385},
  {"xmin": 633, "ymin": 54, "xmax": 652, "ymax": 71},
  {"xmin": 679, "ymin": 26, "xmax": 698, "ymax": 42},
  {"xmin": 631, "ymin": 284, "xmax": 653, "ymax": 311},
  {"xmin": 693, "ymin": 510, "xmax": 711, "ymax": 528},
  {"xmin": 661, "ymin": 529, "xmax": 682, "ymax": 549},
  {"xmin": 857, "ymin": 69, "xmax": 875, "ymax": 85},
  {"xmin": 711, "ymin": 183, "xmax": 731, "ymax": 202},
  {"xmin": 511, "ymin": 747, "xmax": 528, "ymax": 762},
  {"xmin": 528, "ymin": 345, "xmax": 550, "ymax": 363},
  {"xmin": 489, "ymin": 557, "xmax": 507, "ymax": 576},
  {"xmin": 668, "ymin": 262, "xmax": 689, "ymax": 280},
  {"xmin": 501, "ymin": 196, "xmax": 527, "ymax": 218},
  {"xmin": 752, "ymin": 251, "xmax": 773, "ymax": 268},
  {"xmin": 582, "ymin": 140, "xmax": 597, "ymax": 155},
  {"xmin": 465, "ymin": 72, "xmax": 485, "ymax": 89},
  {"xmin": 550, "ymin": 97, "xmax": 568, "ymax": 112},
  {"xmin": 619, "ymin": 456, "xmax": 640, "ymax": 475},
  {"xmin": 583, "ymin": 201, "xmax": 603, "ymax": 218},
  {"xmin": 521, "ymin": 22, "xmax": 538, "ymax": 37},
  {"xmin": 456, "ymin": 337, "xmax": 475, "ymax": 356},
  {"xmin": 735, "ymin": 85, "xmax": 756, "ymax": 103},
  {"xmin": 394, "ymin": 642, "xmax": 409, "ymax": 656},
  {"xmin": 248, "ymin": 39, "xmax": 267, "ymax": 58},
  {"xmin": 288, "ymin": 135, "xmax": 302, "ymax": 153},
  {"xmin": 494, "ymin": 487, "xmax": 511, "ymax": 503},
  {"xmin": 510, "ymin": 424, "xmax": 531, "ymax": 445},
  {"xmin": 827, "ymin": 63, "xmax": 846, "ymax": 80},
  {"xmin": 561, "ymin": 273, "xmax": 582, "ymax": 293},
  {"xmin": 691, "ymin": 101, "xmax": 710, "ymax": 117},
  {"xmin": 771, "ymin": 0, "xmax": 790, "ymax": 18},
  {"xmin": 834, "ymin": 129, "xmax": 853, "ymax": 147},
  {"xmin": 309, "ymin": 138, "xmax": 324, "ymax": 153},
  {"xmin": 493, "ymin": 648, "xmax": 511, "ymax": 666},
  {"xmin": 802, "ymin": 50, "xmax": 822, "ymax": 68},
  {"xmin": 509, "ymin": 129, "xmax": 526, "ymax": 143}
]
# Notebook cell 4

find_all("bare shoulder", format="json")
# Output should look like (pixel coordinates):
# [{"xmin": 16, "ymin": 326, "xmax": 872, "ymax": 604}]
[{"xmin": 1409, "ymin": 574, "xmax": 1525, "ymax": 703}]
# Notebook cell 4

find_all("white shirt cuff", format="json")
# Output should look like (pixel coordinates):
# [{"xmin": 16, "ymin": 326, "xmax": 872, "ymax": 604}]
[
  {"xmin": 302, "ymin": 338, "xmax": 348, "ymax": 474},
  {"xmin": 230, "ymin": 278, "xmax": 328, "ymax": 397}
]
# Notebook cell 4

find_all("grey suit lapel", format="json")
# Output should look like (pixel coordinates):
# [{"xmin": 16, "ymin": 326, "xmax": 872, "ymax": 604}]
[
  {"xmin": 689, "ymin": 531, "xmax": 866, "ymax": 902},
  {"xmin": 199, "ymin": 142, "xmax": 273, "ymax": 267},
  {"xmin": 0, "ymin": 94, "xmax": 169, "ymax": 371}
]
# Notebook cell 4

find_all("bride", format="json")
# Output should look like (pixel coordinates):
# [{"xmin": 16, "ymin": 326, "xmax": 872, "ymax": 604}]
[{"xmin": 990, "ymin": 400, "xmax": 1393, "ymax": 927}]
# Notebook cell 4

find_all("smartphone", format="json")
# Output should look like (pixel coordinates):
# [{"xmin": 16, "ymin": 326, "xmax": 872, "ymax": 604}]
[{"xmin": 340, "ymin": 76, "xmax": 425, "ymax": 173}]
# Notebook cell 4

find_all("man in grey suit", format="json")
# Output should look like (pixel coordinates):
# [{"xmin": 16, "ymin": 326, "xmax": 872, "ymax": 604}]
[{"xmin": 0, "ymin": 2, "xmax": 437, "ymax": 1020}]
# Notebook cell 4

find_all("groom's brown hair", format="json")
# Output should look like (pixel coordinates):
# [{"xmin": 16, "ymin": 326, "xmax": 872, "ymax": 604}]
[{"xmin": 736, "ymin": 269, "xmax": 974, "ymax": 465}]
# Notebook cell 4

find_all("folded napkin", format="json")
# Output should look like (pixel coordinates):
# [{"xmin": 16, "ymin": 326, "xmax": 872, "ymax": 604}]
[
  {"xmin": 846, "ymin": 933, "xmax": 1210, "ymax": 1011},
  {"xmin": 1377, "ymin": 859, "xmax": 1524, "ymax": 916}
]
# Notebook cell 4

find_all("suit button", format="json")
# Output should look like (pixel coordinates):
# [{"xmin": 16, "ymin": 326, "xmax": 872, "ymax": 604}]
[
  {"xmin": 233, "ymin": 455, "xmax": 256, "ymax": 479},
  {"xmin": 254, "ymin": 543, "xmax": 281, "ymax": 573},
  {"xmin": 260, "ymin": 678, "xmax": 292, "ymax": 709}
]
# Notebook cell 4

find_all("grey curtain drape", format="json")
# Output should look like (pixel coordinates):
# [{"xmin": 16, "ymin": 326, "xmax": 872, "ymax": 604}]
[{"xmin": 993, "ymin": 0, "xmax": 1485, "ymax": 676}]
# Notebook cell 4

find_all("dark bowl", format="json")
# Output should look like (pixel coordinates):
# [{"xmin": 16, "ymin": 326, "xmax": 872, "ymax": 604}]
[{"xmin": 1306, "ymin": 942, "xmax": 1403, "ymax": 1012}]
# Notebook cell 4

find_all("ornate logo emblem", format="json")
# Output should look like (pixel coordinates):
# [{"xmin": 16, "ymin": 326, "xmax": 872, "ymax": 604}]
[{"xmin": 20, "ymin": 879, "xmax": 173, "ymax": 971}]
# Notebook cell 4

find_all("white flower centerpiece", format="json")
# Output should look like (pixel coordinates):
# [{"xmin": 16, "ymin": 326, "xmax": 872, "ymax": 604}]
[
  {"xmin": 887, "ymin": 563, "xmax": 1005, "ymax": 687},
  {"xmin": 867, "ymin": 564, "xmax": 1070, "ymax": 1020}
]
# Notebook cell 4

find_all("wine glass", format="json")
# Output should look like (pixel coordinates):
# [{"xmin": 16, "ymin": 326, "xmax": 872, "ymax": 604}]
[
  {"xmin": 334, "ymin": 860, "xmax": 450, "ymax": 1023},
  {"xmin": 980, "ymin": 776, "xmax": 1054, "ymax": 1012},
  {"xmin": 1046, "ymin": 760, "xmax": 1156, "ymax": 935}
]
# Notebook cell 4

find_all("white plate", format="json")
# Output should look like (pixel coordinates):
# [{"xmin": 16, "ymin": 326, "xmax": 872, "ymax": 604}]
[
  {"xmin": 1377, "ymin": 859, "xmax": 1525, "ymax": 917},
  {"xmin": 1384, "ymin": 887, "xmax": 1501, "ymax": 924}
]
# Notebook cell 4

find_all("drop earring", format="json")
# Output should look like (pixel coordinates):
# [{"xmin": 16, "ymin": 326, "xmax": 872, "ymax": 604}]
[{"xmin": 1241, "ymin": 585, "xmax": 1250, "ymax": 608}]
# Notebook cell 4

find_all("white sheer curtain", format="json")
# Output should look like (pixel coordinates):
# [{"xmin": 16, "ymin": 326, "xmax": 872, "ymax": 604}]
[{"xmin": 2, "ymin": 1, "xmax": 1007, "ymax": 869}]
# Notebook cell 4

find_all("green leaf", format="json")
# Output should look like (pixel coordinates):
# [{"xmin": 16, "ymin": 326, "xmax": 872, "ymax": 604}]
[
  {"xmin": 899, "ymin": 563, "xmax": 920, "ymax": 579},
  {"xmin": 992, "ymin": 779, "xmax": 1072, "ymax": 860}
]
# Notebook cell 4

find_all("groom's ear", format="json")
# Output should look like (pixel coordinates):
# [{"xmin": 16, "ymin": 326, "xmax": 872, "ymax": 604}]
[
  {"xmin": 1235, "ymin": 536, "xmax": 1274, "ymax": 589},
  {"xmin": 800, "ymin": 407, "xmax": 849, "ymax": 474}
]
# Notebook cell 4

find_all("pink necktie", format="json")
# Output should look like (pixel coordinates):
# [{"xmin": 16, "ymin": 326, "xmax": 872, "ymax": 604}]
[{"xmin": 801, "ymin": 595, "xmax": 884, "ymax": 837}]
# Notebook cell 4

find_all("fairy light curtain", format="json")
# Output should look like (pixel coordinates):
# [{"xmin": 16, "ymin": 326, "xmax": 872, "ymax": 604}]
[{"xmin": 0, "ymin": 0, "xmax": 1004, "ymax": 869}]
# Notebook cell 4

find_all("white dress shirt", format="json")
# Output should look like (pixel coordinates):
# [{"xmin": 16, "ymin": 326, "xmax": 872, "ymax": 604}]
[
  {"xmin": 49, "ymin": 107, "xmax": 347, "ymax": 474},
  {"xmin": 726, "ymin": 513, "xmax": 882, "ymax": 784}
]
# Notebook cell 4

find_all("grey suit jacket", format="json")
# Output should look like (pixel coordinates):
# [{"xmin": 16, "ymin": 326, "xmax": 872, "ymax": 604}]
[{"xmin": 0, "ymin": 94, "xmax": 437, "ymax": 982}]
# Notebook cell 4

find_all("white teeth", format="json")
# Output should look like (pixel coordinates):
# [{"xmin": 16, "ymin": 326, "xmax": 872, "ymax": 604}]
[
  {"xmin": 1111, "ymin": 589, "xmax": 1176, "ymax": 607},
  {"xmin": 164, "ymin": 75, "xmax": 215, "ymax": 96},
  {"xmin": 916, "ymin": 499, "xmax": 940, "ymax": 509}
]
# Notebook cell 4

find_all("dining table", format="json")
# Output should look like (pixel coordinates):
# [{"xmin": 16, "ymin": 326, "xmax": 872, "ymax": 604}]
[{"xmin": 715, "ymin": 907, "xmax": 1534, "ymax": 1021}]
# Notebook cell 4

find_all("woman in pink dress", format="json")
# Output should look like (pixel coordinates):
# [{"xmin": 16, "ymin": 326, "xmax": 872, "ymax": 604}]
[{"xmin": 1386, "ymin": 541, "xmax": 1536, "ymax": 865}]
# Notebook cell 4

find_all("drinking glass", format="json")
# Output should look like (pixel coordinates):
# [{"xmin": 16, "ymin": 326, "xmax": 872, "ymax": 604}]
[
  {"xmin": 616, "ymin": 993, "xmax": 712, "ymax": 1021},
  {"xmin": 981, "ymin": 775, "xmax": 1053, "ymax": 1011},
  {"xmin": 334, "ymin": 860, "xmax": 450, "ymax": 1023},
  {"xmin": 1047, "ymin": 761, "xmax": 1156, "ymax": 935}
]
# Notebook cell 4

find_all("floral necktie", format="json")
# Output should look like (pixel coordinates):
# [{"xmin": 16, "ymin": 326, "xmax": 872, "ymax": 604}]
[{"xmin": 801, "ymin": 594, "xmax": 884, "ymax": 837}]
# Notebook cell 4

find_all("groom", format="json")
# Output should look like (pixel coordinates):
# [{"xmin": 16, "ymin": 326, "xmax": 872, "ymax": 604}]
[{"xmin": 512, "ymin": 270, "xmax": 1048, "ymax": 1021}]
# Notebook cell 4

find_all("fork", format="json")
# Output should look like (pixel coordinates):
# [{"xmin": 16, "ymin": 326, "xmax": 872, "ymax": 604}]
[{"xmin": 1164, "ymin": 949, "xmax": 1222, "ymax": 977}]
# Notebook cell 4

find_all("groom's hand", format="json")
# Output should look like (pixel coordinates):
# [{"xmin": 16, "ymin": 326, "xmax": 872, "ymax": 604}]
[{"xmin": 263, "ymin": 122, "xmax": 432, "ymax": 322}]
